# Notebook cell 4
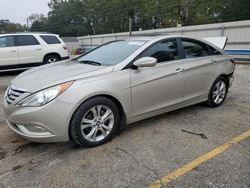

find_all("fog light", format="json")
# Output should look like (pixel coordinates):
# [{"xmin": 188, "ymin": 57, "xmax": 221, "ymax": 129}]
[{"xmin": 15, "ymin": 124, "xmax": 53, "ymax": 136}]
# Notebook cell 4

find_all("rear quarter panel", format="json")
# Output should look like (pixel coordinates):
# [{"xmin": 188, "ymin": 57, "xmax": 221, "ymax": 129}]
[{"xmin": 213, "ymin": 55, "xmax": 235, "ymax": 81}]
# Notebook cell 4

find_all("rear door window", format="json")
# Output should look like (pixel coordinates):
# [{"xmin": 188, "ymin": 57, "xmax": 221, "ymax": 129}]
[
  {"xmin": 16, "ymin": 35, "xmax": 40, "ymax": 46},
  {"xmin": 140, "ymin": 39, "xmax": 180, "ymax": 63},
  {"xmin": 40, "ymin": 35, "xmax": 61, "ymax": 44},
  {"xmin": 181, "ymin": 39, "xmax": 210, "ymax": 58},
  {"xmin": 0, "ymin": 36, "xmax": 14, "ymax": 47}
]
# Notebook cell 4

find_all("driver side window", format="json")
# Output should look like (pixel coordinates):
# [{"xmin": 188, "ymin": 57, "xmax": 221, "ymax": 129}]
[{"xmin": 140, "ymin": 39, "xmax": 180, "ymax": 63}]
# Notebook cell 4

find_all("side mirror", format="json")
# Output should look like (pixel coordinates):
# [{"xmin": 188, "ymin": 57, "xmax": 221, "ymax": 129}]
[{"xmin": 133, "ymin": 57, "xmax": 157, "ymax": 68}]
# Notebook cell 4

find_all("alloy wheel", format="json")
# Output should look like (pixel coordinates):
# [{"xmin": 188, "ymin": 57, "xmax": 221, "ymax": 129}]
[
  {"xmin": 212, "ymin": 80, "xmax": 227, "ymax": 104},
  {"xmin": 80, "ymin": 105, "xmax": 114, "ymax": 142}
]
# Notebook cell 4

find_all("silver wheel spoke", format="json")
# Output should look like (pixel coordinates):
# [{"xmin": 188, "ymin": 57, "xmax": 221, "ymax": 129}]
[
  {"xmin": 213, "ymin": 90, "xmax": 219, "ymax": 96},
  {"xmin": 97, "ymin": 105, "xmax": 102, "ymax": 117},
  {"xmin": 92, "ymin": 128, "xmax": 98, "ymax": 141},
  {"xmin": 100, "ymin": 127, "xmax": 107, "ymax": 137},
  {"xmin": 81, "ymin": 123, "xmax": 93, "ymax": 129},
  {"xmin": 49, "ymin": 58, "xmax": 56, "ymax": 63},
  {"xmin": 220, "ymin": 82, "xmax": 225, "ymax": 92},
  {"xmin": 82, "ymin": 118, "xmax": 94, "ymax": 124},
  {"xmin": 81, "ymin": 105, "xmax": 114, "ymax": 142},
  {"xmin": 91, "ymin": 107, "xmax": 98, "ymax": 119},
  {"xmin": 215, "ymin": 83, "xmax": 220, "ymax": 89},
  {"xmin": 215, "ymin": 94, "xmax": 220, "ymax": 103},
  {"xmin": 101, "ymin": 124, "xmax": 111, "ymax": 131},
  {"xmin": 101, "ymin": 109, "xmax": 112, "ymax": 121},
  {"xmin": 81, "ymin": 118, "xmax": 95, "ymax": 129},
  {"xmin": 220, "ymin": 93, "xmax": 225, "ymax": 98},
  {"xmin": 86, "ymin": 127, "xmax": 97, "ymax": 140}
]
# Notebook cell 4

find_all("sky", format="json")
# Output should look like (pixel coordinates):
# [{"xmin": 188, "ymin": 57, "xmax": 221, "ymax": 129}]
[{"xmin": 0, "ymin": 0, "xmax": 51, "ymax": 25}]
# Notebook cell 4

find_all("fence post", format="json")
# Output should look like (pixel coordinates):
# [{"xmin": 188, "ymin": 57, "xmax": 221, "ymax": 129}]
[{"xmin": 220, "ymin": 26, "xmax": 225, "ymax": 36}]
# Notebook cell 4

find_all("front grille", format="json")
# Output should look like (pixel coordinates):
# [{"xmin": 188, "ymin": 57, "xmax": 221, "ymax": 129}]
[{"xmin": 5, "ymin": 84, "xmax": 27, "ymax": 105}]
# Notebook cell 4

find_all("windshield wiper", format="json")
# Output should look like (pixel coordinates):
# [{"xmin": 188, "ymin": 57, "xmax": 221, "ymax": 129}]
[{"xmin": 77, "ymin": 60, "xmax": 101, "ymax": 66}]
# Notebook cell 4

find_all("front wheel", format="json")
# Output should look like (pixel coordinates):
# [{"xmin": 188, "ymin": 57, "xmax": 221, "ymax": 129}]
[
  {"xmin": 70, "ymin": 97, "xmax": 120, "ymax": 147},
  {"xmin": 206, "ymin": 76, "xmax": 228, "ymax": 107}
]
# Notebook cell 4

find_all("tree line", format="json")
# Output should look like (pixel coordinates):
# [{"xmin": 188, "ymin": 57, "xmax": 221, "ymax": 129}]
[
  {"xmin": 2, "ymin": 0, "xmax": 250, "ymax": 36},
  {"xmin": 0, "ymin": 19, "xmax": 27, "ymax": 34}
]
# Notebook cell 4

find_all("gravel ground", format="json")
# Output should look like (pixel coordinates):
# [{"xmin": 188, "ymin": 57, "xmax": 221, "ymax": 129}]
[{"xmin": 0, "ymin": 66, "xmax": 249, "ymax": 188}]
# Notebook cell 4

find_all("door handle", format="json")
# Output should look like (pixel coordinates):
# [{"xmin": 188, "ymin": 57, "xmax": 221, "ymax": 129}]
[
  {"xmin": 35, "ymin": 48, "xmax": 42, "ymax": 51},
  {"xmin": 9, "ymin": 50, "xmax": 16, "ymax": 53},
  {"xmin": 175, "ymin": 68, "xmax": 184, "ymax": 74}
]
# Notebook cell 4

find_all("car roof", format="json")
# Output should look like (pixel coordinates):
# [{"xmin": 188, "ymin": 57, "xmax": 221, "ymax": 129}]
[
  {"xmin": 128, "ymin": 35, "xmax": 201, "ymax": 41},
  {"xmin": 127, "ymin": 35, "xmax": 222, "ymax": 49},
  {"xmin": 0, "ymin": 32, "xmax": 59, "ymax": 37}
]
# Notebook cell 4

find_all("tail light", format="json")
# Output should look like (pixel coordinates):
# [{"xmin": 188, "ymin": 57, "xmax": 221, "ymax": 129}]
[{"xmin": 230, "ymin": 59, "xmax": 236, "ymax": 65}]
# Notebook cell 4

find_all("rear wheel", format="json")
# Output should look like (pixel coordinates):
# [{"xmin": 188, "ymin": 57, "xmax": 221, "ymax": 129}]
[
  {"xmin": 70, "ymin": 97, "xmax": 120, "ymax": 147},
  {"xmin": 43, "ymin": 55, "xmax": 60, "ymax": 64},
  {"xmin": 206, "ymin": 76, "xmax": 228, "ymax": 107}
]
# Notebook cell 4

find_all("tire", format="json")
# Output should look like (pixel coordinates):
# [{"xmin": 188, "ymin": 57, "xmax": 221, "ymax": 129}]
[
  {"xmin": 70, "ymin": 97, "xmax": 120, "ymax": 147},
  {"xmin": 43, "ymin": 55, "xmax": 60, "ymax": 64},
  {"xmin": 206, "ymin": 76, "xmax": 228, "ymax": 107}
]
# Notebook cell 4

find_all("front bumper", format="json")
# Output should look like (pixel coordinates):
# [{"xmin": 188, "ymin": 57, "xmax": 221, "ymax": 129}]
[{"xmin": 3, "ymin": 99, "xmax": 75, "ymax": 143}]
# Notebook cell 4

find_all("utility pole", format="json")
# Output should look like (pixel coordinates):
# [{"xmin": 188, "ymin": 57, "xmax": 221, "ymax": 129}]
[
  {"xmin": 129, "ymin": 17, "xmax": 132, "ymax": 36},
  {"xmin": 26, "ymin": 18, "xmax": 29, "ymax": 28}
]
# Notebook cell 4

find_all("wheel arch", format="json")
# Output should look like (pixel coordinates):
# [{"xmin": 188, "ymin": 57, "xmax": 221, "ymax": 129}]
[
  {"xmin": 68, "ymin": 94, "xmax": 127, "ymax": 141},
  {"xmin": 218, "ymin": 74, "xmax": 230, "ymax": 87}
]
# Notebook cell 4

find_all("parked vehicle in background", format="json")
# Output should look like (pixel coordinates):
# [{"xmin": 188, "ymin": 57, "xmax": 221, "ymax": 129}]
[
  {"xmin": 0, "ymin": 33, "xmax": 69, "ymax": 72},
  {"xmin": 3, "ymin": 35, "xmax": 235, "ymax": 147},
  {"xmin": 73, "ymin": 47, "xmax": 93, "ymax": 55}
]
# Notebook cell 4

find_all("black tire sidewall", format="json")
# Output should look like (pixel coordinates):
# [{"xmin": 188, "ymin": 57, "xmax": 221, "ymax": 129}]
[
  {"xmin": 70, "ymin": 97, "xmax": 120, "ymax": 147},
  {"xmin": 207, "ymin": 76, "xmax": 228, "ymax": 107}
]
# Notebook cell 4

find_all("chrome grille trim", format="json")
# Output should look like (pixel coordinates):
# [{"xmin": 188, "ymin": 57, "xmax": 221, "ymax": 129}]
[{"xmin": 5, "ymin": 84, "xmax": 28, "ymax": 105}]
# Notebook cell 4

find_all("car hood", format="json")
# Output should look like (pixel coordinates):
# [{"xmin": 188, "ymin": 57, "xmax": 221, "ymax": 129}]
[{"xmin": 11, "ymin": 60, "xmax": 114, "ymax": 92}]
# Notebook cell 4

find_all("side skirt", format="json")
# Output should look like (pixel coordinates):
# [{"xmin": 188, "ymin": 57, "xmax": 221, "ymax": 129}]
[{"xmin": 127, "ymin": 97, "xmax": 207, "ymax": 124}]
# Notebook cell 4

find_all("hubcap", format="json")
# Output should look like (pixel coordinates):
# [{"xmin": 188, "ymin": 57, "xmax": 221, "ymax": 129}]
[
  {"xmin": 212, "ymin": 80, "xmax": 226, "ymax": 104},
  {"xmin": 47, "ymin": 58, "xmax": 57, "ymax": 63},
  {"xmin": 80, "ymin": 105, "xmax": 114, "ymax": 142}
]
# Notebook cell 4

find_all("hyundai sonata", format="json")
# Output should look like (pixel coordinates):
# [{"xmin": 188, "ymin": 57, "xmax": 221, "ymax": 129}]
[{"xmin": 3, "ymin": 35, "xmax": 235, "ymax": 147}]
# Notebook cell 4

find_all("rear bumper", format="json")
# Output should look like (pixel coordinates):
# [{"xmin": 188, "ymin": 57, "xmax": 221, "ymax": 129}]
[{"xmin": 61, "ymin": 56, "xmax": 70, "ymax": 61}]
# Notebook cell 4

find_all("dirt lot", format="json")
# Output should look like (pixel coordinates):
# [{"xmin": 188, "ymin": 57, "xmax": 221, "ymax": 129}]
[{"xmin": 0, "ymin": 66, "xmax": 249, "ymax": 188}]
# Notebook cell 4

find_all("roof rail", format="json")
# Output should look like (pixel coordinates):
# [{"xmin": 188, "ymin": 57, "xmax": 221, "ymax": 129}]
[{"xmin": 2, "ymin": 31, "xmax": 56, "ymax": 34}]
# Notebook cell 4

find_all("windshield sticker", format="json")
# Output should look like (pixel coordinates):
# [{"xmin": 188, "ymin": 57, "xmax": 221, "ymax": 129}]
[{"xmin": 127, "ymin": 41, "xmax": 145, "ymax": 46}]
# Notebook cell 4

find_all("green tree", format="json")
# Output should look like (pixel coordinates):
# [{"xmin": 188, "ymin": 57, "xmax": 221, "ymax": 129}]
[
  {"xmin": 220, "ymin": 0, "xmax": 250, "ymax": 22},
  {"xmin": 28, "ymin": 0, "xmax": 250, "ymax": 36},
  {"xmin": 0, "ymin": 19, "xmax": 27, "ymax": 33}
]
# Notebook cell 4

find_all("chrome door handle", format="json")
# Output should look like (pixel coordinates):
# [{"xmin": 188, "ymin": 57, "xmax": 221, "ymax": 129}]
[{"xmin": 175, "ymin": 68, "xmax": 184, "ymax": 74}]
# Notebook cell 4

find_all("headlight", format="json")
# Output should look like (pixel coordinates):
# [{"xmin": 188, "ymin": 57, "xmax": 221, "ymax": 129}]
[{"xmin": 16, "ymin": 81, "xmax": 73, "ymax": 107}]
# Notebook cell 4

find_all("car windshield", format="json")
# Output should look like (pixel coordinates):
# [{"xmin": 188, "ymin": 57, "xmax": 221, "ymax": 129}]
[{"xmin": 76, "ymin": 40, "xmax": 146, "ymax": 65}]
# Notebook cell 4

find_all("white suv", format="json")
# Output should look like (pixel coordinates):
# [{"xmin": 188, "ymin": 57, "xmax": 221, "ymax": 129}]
[{"xmin": 0, "ymin": 33, "xmax": 69, "ymax": 72}]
